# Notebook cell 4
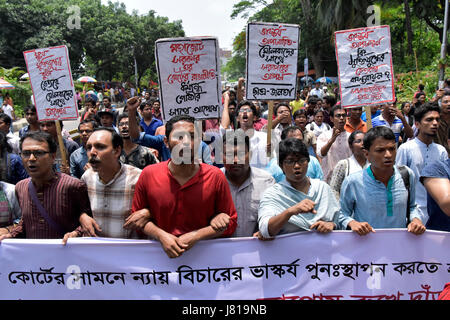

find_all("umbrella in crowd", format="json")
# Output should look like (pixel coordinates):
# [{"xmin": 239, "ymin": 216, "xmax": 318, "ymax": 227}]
[
  {"xmin": 316, "ymin": 77, "xmax": 333, "ymax": 84},
  {"xmin": 77, "ymin": 76, "xmax": 97, "ymax": 83},
  {"xmin": 0, "ymin": 78, "xmax": 15, "ymax": 89}
]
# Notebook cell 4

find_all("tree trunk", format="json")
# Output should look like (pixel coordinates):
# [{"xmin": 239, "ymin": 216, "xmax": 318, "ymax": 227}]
[{"xmin": 404, "ymin": 0, "xmax": 414, "ymax": 56}]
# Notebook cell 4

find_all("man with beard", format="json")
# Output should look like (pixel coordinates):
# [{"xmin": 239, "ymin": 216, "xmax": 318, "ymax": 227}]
[
  {"xmin": 220, "ymin": 130, "xmax": 275, "ymax": 238},
  {"xmin": 131, "ymin": 115, "xmax": 237, "ymax": 258},
  {"xmin": 76, "ymin": 127, "xmax": 143, "ymax": 239},
  {"xmin": 339, "ymin": 126, "xmax": 426, "ymax": 235},
  {"xmin": 316, "ymin": 106, "xmax": 352, "ymax": 183},
  {"xmin": 396, "ymin": 103, "xmax": 448, "ymax": 223},
  {"xmin": 117, "ymin": 113, "xmax": 158, "ymax": 169}
]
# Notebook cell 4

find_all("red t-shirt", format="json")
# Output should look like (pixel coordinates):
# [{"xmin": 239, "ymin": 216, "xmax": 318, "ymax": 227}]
[{"xmin": 132, "ymin": 161, "xmax": 237, "ymax": 237}]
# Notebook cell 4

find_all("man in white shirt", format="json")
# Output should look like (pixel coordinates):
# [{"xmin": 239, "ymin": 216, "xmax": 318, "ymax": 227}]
[
  {"xmin": 396, "ymin": 103, "xmax": 448, "ymax": 223},
  {"xmin": 316, "ymin": 106, "xmax": 352, "ymax": 182},
  {"xmin": 309, "ymin": 82, "xmax": 324, "ymax": 99}
]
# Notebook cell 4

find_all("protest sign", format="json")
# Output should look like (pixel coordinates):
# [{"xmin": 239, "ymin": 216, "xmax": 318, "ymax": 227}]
[
  {"xmin": 23, "ymin": 45, "xmax": 78, "ymax": 121},
  {"xmin": 246, "ymin": 22, "xmax": 300, "ymax": 101},
  {"xmin": 155, "ymin": 37, "xmax": 222, "ymax": 121},
  {"xmin": 1, "ymin": 230, "xmax": 448, "ymax": 300},
  {"xmin": 335, "ymin": 25, "xmax": 395, "ymax": 108}
]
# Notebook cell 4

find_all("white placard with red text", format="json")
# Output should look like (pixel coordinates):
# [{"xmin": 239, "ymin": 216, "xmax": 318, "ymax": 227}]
[
  {"xmin": 246, "ymin": 22, "xmax": 300, "ymax": 101},
  {"xmin": 155, "ymin": 37, "xmax": 221, "ymax": 121},
  {"xmin": 335, "ymin": 25, "xmax": 395, "ymax": 108},
  {"xmin": 23, "ymin": 45, "xmax": 78, "ymax": 121},
  {"xmin": 0, "ymin": 230, "xmax": 448, "ymax": 300}
]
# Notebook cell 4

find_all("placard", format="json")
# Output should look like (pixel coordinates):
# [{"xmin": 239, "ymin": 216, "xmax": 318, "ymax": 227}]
[
  {"xmin": 23, "ymin": 45, "xmax": 78, "ymax": 121},
  {"xmin": 246, "ymin": 22, "xmax": 300, "ymax": 101},
  {"xmin": 155, "ymin": 37, "xmax": 222, "ymax": 121},
  {"xmin": 335, "ymin": 25, "xmax": 395, "ymax": 108}
]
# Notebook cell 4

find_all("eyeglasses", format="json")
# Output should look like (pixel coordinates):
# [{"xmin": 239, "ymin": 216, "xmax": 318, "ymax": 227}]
[
  {"xmin": 118, "ymin": 122, "xmax": 129, "ymax": 127},
  {"xmin": 335, "ymin": 113, "xmax": 347, "ymax": 119},
  {"xmin": 79, "ymin": 129, "xmax": 93, "ymax": 134},
  {"xmin": 239, "ymin": 108, "xmax": 253, "ymax": 113},
  {"xmin": 20, "ymin": 150, "xmax": 50, "ymax": 159},
  {"xmin": 283, "ymin": 158, "xmax": 308, "ymax": 166}
]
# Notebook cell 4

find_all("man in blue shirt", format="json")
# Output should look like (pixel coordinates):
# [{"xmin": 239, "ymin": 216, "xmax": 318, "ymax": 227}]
[
  {"xmin": 70, "ymin": 120, "xmax": 97, "ymax": 179},
  {"xmin": 339, "ymin": 126, "xmax": 426, "ymax": 236},
  {"xmin": 371, "ymin": 101, "xmax": 414, "ymax": 143},
  {"xmin": 139, "ymin": 101, "xmax": 163, "ymax": 136}
]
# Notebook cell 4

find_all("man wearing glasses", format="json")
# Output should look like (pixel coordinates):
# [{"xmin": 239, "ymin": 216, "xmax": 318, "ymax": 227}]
[
  {"xmin": 0, "ymin": 131, "xmax": 92, "ymax": 243},
  {"xmin": 258, "ymin": 138, "xmax": 340, "ymax": 238},
  {"xmin": 316, "ymin": 105, "xmax": 352, "ymax": 183}
]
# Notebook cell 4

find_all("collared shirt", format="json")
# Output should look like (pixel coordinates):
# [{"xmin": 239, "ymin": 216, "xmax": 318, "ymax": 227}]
[
  {"xmin": 70, "ymin": 146, "xmax": 89, "ymax": 179},
  {"xmin": 10, "ymin": 173, "xmax": 91, "ymax": 238},
  {"xmin": 81, "ymin": 164, "xmax": 142, "ymax": 239},
  {"xmin": 221, "ymin": 166, "xmax": 275, "ymax": 237},
  {"xmin": 344, "ymin": 119, "xmax": 367, "ymax": 133},
  {"xmin": 258, "ymin": 178, "xmax": 340, "ymax": 238},
  {"xmin": 120, "ymin": 144, "xmax": 158, "ymax": 170},
  {"xmin": 372, "ymin": 114, "xmax": 404, "ymax": 142},
  {"xmin": 316, "ymin": 130, "xmax": 352, "ymax": 183},
  {"xmin": 396, "ymin": 138, "xmax": 448, "ymax": 223},
  {"xmin": 361, "ymin": 109, "xmax": 381, "ymax": 122},
  {"xmin": 139, "ymin": 117, "xmax": 163, "ymax": 136},
  {"xmin": 265, "ymin": 156, "xmax": 324, "ymax": 183},
  {"xmin": 132, "ymin": 160, "xmax": 237, "ymax": 237},
  {"xmin": 338, "ymin": 166, "xmax": 423, "ymax": 230},
  {"xmin": 309, "ymin": 88, "xmax": 324, "ymax": 99}
]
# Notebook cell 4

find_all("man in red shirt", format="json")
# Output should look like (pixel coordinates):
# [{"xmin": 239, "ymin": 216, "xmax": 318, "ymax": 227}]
[{"xmin": 131, "ymin": 111, "xmax": 237, "ymax": 258}]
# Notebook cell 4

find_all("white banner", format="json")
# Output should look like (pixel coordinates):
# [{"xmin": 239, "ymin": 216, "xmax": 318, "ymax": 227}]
[
  {"xmin": 155, "ymin": 37, "xmax": 222, "ymax": 121},
  {"xmin": 0, "ymin": 230, "xmax": 448, "ymax": 300},
  {"xmin": 335, "ymin": 25, "xmax": 395, "ymax": 108},
  {"xmin": 246, "ymin": 22, "xmax": 300, "ymax": 101},
  {"xmin": 23, "ymin": 45, "xmax": 78, "ymax": 121}
]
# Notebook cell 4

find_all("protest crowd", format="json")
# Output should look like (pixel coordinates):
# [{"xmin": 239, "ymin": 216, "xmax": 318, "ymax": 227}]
[{"xmin": 0, "ymin": 77, "xmax": 449, "ymax": 258}]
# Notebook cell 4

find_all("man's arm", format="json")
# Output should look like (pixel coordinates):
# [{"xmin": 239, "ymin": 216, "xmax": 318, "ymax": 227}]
[
  {"xmin": 220, "ymin": 91, "xmax": 231, "ymax": 129},
  {"xmin": 319, "ymin": 129, "xmax": 339, "ymax": 158},
  {"xmin": 142, "ymin": 221, "xmax": 188, "ymax": 258},
  {"xmin": 397, "ymin": 110, "xmax": 414, "ymax": 139},
  {"xmin": 423, "ymin": 177, "xmax": 450, "ymax": 216},
  {"xmin": 126, "ymin": 97, "xmax": 142, "ymax": 141}
]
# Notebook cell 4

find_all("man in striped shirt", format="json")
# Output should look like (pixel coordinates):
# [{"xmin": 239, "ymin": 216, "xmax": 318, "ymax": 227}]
[
  {"xmin": 0, "ymin": 132, "xmax": 92, "ymax": 242},
  {"xmin": 371, "ymin": 101, "xmax": 414, "ymax": 143}
]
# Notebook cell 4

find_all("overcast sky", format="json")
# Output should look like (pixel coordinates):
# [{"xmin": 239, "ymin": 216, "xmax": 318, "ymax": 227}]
[{"xmin": 102, "ymin": 0, "xmax": 267, "ymax": 50}]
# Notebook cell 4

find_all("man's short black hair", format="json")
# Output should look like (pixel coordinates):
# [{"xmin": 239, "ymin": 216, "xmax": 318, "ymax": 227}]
[
  {"xmin": 93, "ymin": 126, "xmax": 123, "ymax": 150},
  {"xmin": 236, "ymin": 100, "xmax": 257, "ymax": 118},
  {"xmin": 103, "ymin": 96, "xmax": 111, "ymax": 102},
  {"xmin": 0, "ymin": 114, "xmax": 12, "ymax": 126},
  {"xmin": 0, "ymin": 131, "xmax": 12, "ymax": 153},
  {"xmin": 281, "ymin": 125, "xmax": 303, "ymax": 141},
  {"xmin": 278, "ymin": 138, "xmax": 310, "ymax": 167},
  {"xmin": 274, "ymin": 102, "xmax": 291, "ymax": 116},
  {"xmin": 414, "ymin": 102, "xmax": 441, "ymax": 123},
  {"xmin": 165, "ymin": 115, "xmax": 196, "ymax": 139},
  {"xmin": 24, "ymin": 105, "xmax": 37, "ymax": 114},
  {"xmin": 20, "ymin": 131, "xmax": 57, "ymax": 154},
  {"xmin": 293, "ymin": 109, "xmax": 307, "ymax": 119},
  {"xmin": 78, "ymin": 119, "xmax": 98, "ymax": 131},
  {"xmin": 348, "ymin": 130, "xmax": 364, "ymax": 148},
  {"xmin": 330, "ymin": 105, "xmax": 345, "ymax": 118},
  {"xmin": 323, "ymin": 95, "xmax": 336, "ymax": 107},
  {"xmin": 363, "ymin": 126, "xmax": 396, "ymax": 150}
]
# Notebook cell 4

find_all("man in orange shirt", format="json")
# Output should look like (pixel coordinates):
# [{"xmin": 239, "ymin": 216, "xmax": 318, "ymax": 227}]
[{"xmin": 344, "ymin": 107, "xmax": 367, "ymax": 133}]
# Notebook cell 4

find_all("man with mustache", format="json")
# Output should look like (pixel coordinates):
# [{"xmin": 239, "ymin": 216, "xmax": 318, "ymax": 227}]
[
  {"xmin": 396, "ymin": 103, "xmax": 447, "ymax": 224},
  {"xmin": 338, "ymin": 126, "xmax": 426, "ymax": 236},
  {"xmin": 74, "ymin": 127, "xmax": 144, "ymax": 239}
]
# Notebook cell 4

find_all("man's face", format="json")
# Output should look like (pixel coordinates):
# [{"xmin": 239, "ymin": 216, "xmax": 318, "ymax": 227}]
[
  {"xmin": 441, "ymin": 95, "xmax": 450, "ymax": 115},
  {"xmin": 0, "ymin": 119, "xmax": 10, "ymax": 134},
  {"xmin": 78, "ymin": 122, "xmax": 94, "ymax": 146},
  {"xmin": 237, "ymin": 105, "xmax": 254, "ymax": 127},
  {"xmin": 144, "ymin": 92, "xmax": 150, "ymax": 100},
  {"xmin": 419, "ymin": 95, "xmax": 426, "ymax": 104},
  {"xmin": 40, "ymin": 121, "xmax": 57, "ymax": 137},
  {"xmin": 349, "ymin": 107, "xmax": 363, "ymax": 121},
  {"xmin": 314, "ymin": 112, "xmax": 324, "ymax": 125},
  {"xmin": 118, "ymin": 117, "xmax": 130, "ymax": 139},
  {"xmin": 86, "ymin": 130, "xmax": 120, "ymax": 172},
  {"xmin": 223, "ymin": 144, "xmax": 250, "ymax": 177},
  {"xmin": 294, "ymin": 115, "xmax": 307, "ymax": 129},
  {"xmin": 168, "ymin": 121, "xmax": 196, "ymax": 164},
  {"xmin": 282, "ymin": 153, "xmax": 309, "ymax": 185},
  {"xmin": 332, "ymin": 109, "xmax": 347, "ymax": 130},
  {"xmin": 416, "ymin": 111, "xmax": 440, "ymax": 138},
  {"xmin": 228, "ymin": 104, "xmax": 236, "ymax": 118},
  {"xmin": 103, "ymin": 98, "xmax": 111, "ymax": 108},
  {"xmin": 21, "ymin": 138, "xmax": 55, "ymax": 179},
  {"xmin": 100, "ymin": 114, "xmax": 114, "ymax": 127},
  {"xmin": 286, "ymin": 129, "xmax": 304, "ymax": 141},
  {"xmin": 277, "ymin": 105, "xmax": 291, "ymax": 124},
  {"xmin": 383, "ymin": 103, "xmax": 398, "ymax": 118},
  {"xmin": 365, "ymin": 138, "xmax": 396, "ymax": 172},
  {"xmin": 25, "ymin": 110, "xmax": 38, "ymax": 125},
  {"xmin": 142, "ymin": 105, "xmax": 153, "ymax": 119},
  {"xmin": 152, "ymin": 102, "xmax": 161, "ymax": 114}
]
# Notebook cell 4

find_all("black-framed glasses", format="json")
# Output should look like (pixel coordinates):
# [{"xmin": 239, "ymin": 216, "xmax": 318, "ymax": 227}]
[
  {"xmin": 20, "ymin": 150, "xmax": 50, "ymax": 159},
  {"xmin": 283, "ymin": 158, "xmax": 309, "ymax": 166},
  {"xmin": 335, "ymin": 113, "xmax": 347, "ymax": 118},
  {"xmin": 118, "ymin": 122, "xmax": 129, "ymax": 127}
]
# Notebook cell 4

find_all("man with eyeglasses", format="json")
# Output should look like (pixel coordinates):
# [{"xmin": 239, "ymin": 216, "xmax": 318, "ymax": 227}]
[
  {"xmin": 258, "ymin": 138, "xmax": 340, "ymax": 238},
  {"xmin": 117, "ymin": 113, "xmax": 158, "ymax": 169},
  {"xmin": 0, "ymin": 131, "xmax": 92, "ymax": 243},
  {"xmin": 70, "ymin": 120, "xmax": 98, "ymax": 179},
  {"xmin": 316, "ymin": 105, "xmax": 352, "ymax": 182}
]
